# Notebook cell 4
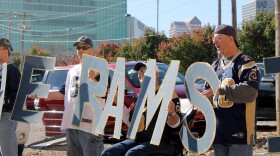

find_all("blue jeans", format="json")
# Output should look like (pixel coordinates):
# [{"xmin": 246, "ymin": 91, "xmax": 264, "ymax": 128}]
[
  {"xmin": 213, "ymin": 143, "xmax": 253, "ymax": 156},
  {"xmin": 101, "ymin": 139, "xmax": 179, "ymax": 156},
  {"xmin": 0, "ymin": 113, "xmax": 18, "ymax": 156},
  {"xmin": 66, "ymin": 129, "xmax": 104, "ymax": 156}
]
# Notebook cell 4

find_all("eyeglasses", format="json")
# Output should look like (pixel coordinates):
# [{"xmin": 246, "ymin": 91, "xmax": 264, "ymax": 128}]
[
  {"xmin": 212, "ymin": 36, "xmax": 230, "ymax": 42},
  {"xmin": 76, "ymin": 46, "xmax": 91, "ymax": 50},
  {"xmin": 137, "ymin": 68, "xmax": 147, "ymax": 74}
]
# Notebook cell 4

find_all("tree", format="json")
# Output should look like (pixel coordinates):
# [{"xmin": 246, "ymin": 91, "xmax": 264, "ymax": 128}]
[
  {"xmin": 12, "ymin": 54, "xmax": 21, "ymax": 68},
  {"xmin": 238, "ymin": 12, "xmax": 275, "ymax": 61},
  {"xmin": 96, "ymin": 42, "xmax": 120, "ymax": 62},
  {"xmin": 158, "ymin": 25, "xmax": 217, "ymax": 73},
  {"xmin": 27, "ymin": 45, "xmax": 49, "ymax": 56},
  {"xmin": 117, "ymin": 28, "xmax": 168, "ymax": 61}
]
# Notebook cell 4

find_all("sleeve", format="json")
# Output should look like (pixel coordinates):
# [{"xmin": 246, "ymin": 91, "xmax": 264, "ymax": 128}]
[
  {"xmin": 4, "ymin": 65, "xmax": 21, "ymax": 111},
  {"xmin": 219, "ymin": 56, "xmax": 260, "ymax": 103}
]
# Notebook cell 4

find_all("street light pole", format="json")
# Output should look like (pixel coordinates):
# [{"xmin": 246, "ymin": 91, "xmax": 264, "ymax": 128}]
[{"xmin": 157, "ymin": 0, "xmax": 159, "ymax": 34}]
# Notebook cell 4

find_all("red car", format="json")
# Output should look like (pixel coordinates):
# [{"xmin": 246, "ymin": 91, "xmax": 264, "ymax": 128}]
[{"xmin": 26, "ymin": 61, "xmax": 205, "ymax": 140}]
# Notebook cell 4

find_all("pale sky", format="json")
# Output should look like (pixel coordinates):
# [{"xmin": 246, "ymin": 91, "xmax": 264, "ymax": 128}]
[{"xmin": 128, "ymin": 0, "xmax": 249, "ymax": 36}]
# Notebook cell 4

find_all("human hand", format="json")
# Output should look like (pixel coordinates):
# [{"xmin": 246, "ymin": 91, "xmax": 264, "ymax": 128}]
[
  {"xmin": 88, "ymin": 69, "xmax": 96, "ymax": 81},
  {"xmin": 167, "ymin": 101, "xmax": 175, "ymax": 116},
  {"xmin": 28, "ymin": 93, "xmax": 38, "ymax": 99},
  {"xmin": 201, "ymin": 88, "xmax": 215, "ymax": 98}
]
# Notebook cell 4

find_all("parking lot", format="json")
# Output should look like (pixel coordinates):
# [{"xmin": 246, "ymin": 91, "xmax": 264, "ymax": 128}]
[{"xmin": 22, "ymin": 121, "xmax": 278, "ymax": 156}]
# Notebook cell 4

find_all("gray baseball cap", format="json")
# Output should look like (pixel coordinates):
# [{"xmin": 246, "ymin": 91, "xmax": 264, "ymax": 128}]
[{"xmin": 214, "ymin": 24, "xmax": 240, "ymax": 47}]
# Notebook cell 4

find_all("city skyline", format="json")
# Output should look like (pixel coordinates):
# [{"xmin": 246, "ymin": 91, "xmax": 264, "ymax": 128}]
[{"xmin": 128, "ymin": 0, "xmax": 249, "ymax": 36}]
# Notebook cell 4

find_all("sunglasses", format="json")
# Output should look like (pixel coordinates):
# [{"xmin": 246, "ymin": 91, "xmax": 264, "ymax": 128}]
[{"xmin": 76, "ymin": 46, "xmax": 91, "ymax": 50}]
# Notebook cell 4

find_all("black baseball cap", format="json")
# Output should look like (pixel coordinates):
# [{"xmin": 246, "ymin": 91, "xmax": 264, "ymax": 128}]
[
  {"xmin": 73, "ymin": 36, "xmax": 93, "ymax": 47},
  {"xmin": 0, "ymin": 37, "xmax": 13, "ymax": 51},
  {"xmin": 134, "ymin": 62, "xmax": 159, "ymax": 72},
  {"xmin": 214, "ymin": 24, "xmax": 240, "ymax": 47},
  {"xmin": 134, "ymin": 62, "xmax": 146, "ymax": 71}
]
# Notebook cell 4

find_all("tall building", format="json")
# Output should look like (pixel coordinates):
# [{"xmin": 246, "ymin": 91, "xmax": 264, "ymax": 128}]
[
  {"xmin": 242, "ymin": 0, "xmax": 275, "ymax": 22},
  {"xmin": 169, "ymin": 16, "xmax": 201, "ymax": 38},
  {"xmin": 0, "ymin": 0, "xmax": 127, "ymax": 54},
  {"xmin": 125, "ymin": 15, "xmax": 147, "ymax": 40}
]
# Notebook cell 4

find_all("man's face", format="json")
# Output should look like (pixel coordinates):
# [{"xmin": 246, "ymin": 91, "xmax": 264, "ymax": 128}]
[
  {"xmin": 76, "ymin": 43, "xmax": 95, "ymax": 61},
  {"xmin": 137, "ymin": 65, "xmax": 159, "ymax": 85},
  {"xmin": 137, "ymin": 66, "xmax": 146, "ymax": 85},
  {"xmin": 0, "ymin": 47, "xmax": 9, "ymax": 64},
  {"xmin": 212, "ymin": 34, "xmax": 231, "ymax": 57}
]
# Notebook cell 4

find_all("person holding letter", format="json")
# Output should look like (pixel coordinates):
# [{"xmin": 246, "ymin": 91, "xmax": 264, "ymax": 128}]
[
  {"xmin": 101, "ymin": 62, "xmax": 183, "ymax": 156},
  {"xmin": 0, "ymin": 38, "xmax": 21, "ymax": 156},
  {"xmin": 202, "ymin": 24, "xmax": 260, "ymax": 156},
  {"xmin": 29, "ymin": 36, "xmax": 105, "ymax": 156}
]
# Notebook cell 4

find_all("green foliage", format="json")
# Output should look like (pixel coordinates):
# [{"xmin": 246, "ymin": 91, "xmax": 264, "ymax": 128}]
[
  {"xmin": 117, "ymin": 27, "xmax": 168, "ymax": 61},
  {"xmin": 238, "ymin": 11, "xmax": 275, "ymax": 61},
  {"xmin": 12, "ymin": 55, "xmax": 21, "ymax": 68},
  {"xmin": 157, "ymin": 25, "xmax": 217, "ymax": 73},
  {"xmin": 117, "ymin": 40, "xmax": 133, "ymax": 60},
  {"xmin": 96, "ymin": 42, "xmax": 120, "ymax": 62},
  {"xmin": 27, "ymin": 45, "xmax": 49, "ymax": 56}
]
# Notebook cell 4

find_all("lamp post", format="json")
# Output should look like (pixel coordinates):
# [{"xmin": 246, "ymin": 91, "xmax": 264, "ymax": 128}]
[
  {"xmin": 124, "ymin": 14, "xmax": 131, "ymax": 45},
  {"xmin": 156, "ymin": 0, "xmax": 159, "ymax": 34},
  {"xmin": 66, "ymin": 27, "xmax": 72, "ymax": 53}
]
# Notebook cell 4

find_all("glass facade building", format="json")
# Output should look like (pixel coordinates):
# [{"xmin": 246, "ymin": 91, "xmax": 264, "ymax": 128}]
[
  {"xmin": 0, "ymin": 0, "xmax": 127, "ymax": 54},
  {"xmin": 242, "ymin": 0, "xmax": 275, "ymax": 22}
]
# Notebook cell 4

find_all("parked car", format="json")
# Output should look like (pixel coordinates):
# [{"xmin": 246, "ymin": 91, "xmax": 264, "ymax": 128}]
[
  {"xmin": 26, "ymin": 61, "xmax": 206, "ymax": 141},
  {"xmin": 256, "ymin": 62, "xmax": 276, "ymax": 120},
  {"xmin": 193, "ymin": 62, "xmax": 276, "ymax": 121}
]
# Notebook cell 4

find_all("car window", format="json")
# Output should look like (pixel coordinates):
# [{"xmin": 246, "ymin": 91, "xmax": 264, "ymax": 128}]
[
  {"xmin": 31, "ymin": 70, "xmax": 45, "ymax": 83},
  {"xmin": 45, "ymin": 70, "xmax": 68, "ymax": 90},
  {"xmin": 110, "ymin": 68, "xmax": 134, "ymax": 94}
]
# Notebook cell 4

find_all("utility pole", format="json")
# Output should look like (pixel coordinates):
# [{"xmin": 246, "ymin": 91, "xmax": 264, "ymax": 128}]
[
  {"xmin": 275, "ymin": 0, "xmax": 280, "ymax": 135},
  {"xmin": 264, "ymin": 1, "xmax": 280, "ymax": 152},
  {"xmin": 0, "ymin": 12, "xmax": 15, "ymax": 40},
  {"xmin": 156, "ymin": 0, "xmax": 159, "ymax": 34},
  {"xmin": 218, "ymin": 0, "xmax": 221, "ymax": 25},
  {"xmin": 231, "ymin": 0, "xmax": 237, "ymax": 29},
  {"xmin": 14, "ymin": 12, "xmax": 33, "ymax": 71}
]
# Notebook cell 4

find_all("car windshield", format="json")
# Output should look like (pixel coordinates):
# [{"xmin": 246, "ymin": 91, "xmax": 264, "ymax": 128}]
[
  {"xmin": 125, "ymin": 63, "xmax": 185, "ymax": 88},
  {"xmin": 45, "ymin": 70, "xmax": 68, "ymax": 90}
]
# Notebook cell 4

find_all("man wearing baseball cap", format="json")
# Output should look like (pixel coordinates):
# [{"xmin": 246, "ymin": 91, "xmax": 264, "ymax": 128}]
[
  {"xmin": 29, "ymin": 36, "xmax": 104, "ymax": 156},
  {"xmin": 202, "ymin": 25, "xmax": 260, "ymax": 156},
  {"xmin": 0, "ymin": 37, "xmax": 21, "ymax": 156}
]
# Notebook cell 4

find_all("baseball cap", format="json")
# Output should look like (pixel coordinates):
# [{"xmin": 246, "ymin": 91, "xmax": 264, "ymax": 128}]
[
  {"xmin": 0, "ymin": 37, "xmax": 13, "ymax": 51},
  {"xmin": 134, "ymin": 62, "xmax": 159, "ymax": 72},
  {"xmin": 214, "ymin": 24, "xmax": 240, "ymax": 47},
  {"xmin": 73, "ymin": 36, "xmax": 93, "ymax": 47}
]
